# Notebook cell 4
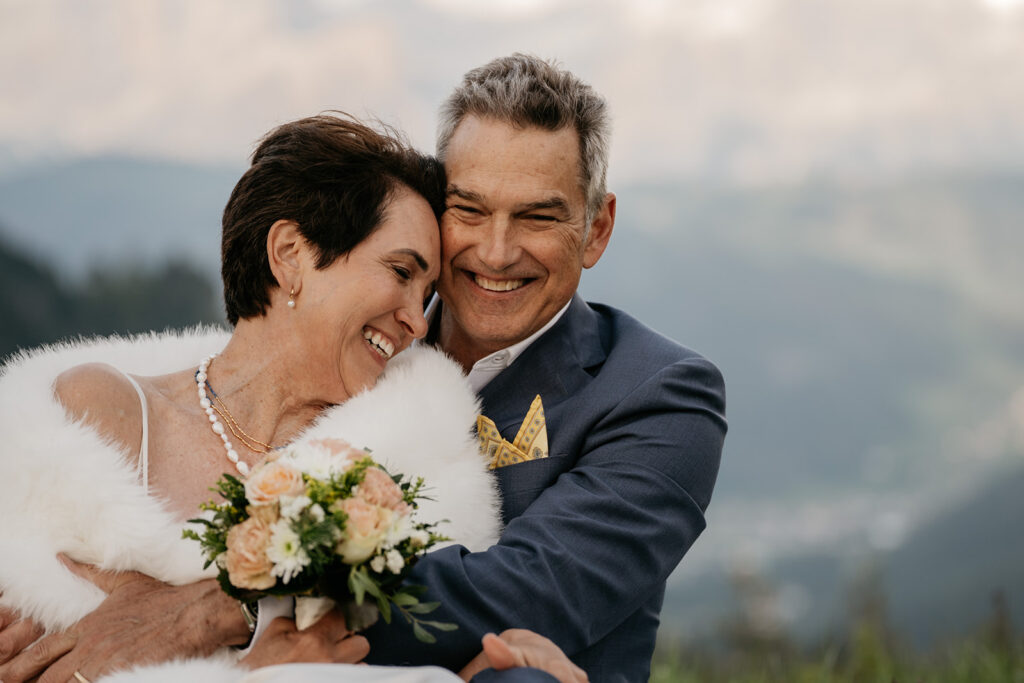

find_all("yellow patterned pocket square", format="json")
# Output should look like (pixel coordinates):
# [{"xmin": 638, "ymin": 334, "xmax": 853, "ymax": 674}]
[{"xmin": 477, "ymin": 395, "xmax": 549, "ymax": 470}]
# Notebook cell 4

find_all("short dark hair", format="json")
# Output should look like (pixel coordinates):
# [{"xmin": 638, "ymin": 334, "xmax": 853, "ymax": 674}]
[
  {"xmin": 437, "ymin": 54, "xmax": 610, "ymax": 224},
  {"xmin": 221, "ymin": 113, "xmax": 445, "ymax": 325}
]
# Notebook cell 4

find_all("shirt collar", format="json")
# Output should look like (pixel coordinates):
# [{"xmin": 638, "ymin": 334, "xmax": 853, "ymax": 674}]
[{"xmin": 422, "ymin": 296, "xmax": 573, "ymax": 392}]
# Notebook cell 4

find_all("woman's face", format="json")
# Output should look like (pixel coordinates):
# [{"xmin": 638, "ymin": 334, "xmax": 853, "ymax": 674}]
[{"xmin": 296, "ymin": 186, "xmax": 440, "ymax": 402}]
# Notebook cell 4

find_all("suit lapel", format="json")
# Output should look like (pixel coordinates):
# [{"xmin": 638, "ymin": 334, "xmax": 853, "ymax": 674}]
[{"xmin": 479, "ymin": 296, "xmax": 605, "ymax": 436}]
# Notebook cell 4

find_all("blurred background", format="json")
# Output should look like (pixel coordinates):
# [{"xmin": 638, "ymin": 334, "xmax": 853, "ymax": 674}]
[{"xmin": 3, "ymin": 0, "xmax": 1023, "ymax": 678}]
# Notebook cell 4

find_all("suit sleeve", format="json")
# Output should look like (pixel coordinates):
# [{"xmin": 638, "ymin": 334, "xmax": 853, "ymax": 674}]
[{"xmin": 364, "ymin": 356, "xmax": 726, "ymax": 670}]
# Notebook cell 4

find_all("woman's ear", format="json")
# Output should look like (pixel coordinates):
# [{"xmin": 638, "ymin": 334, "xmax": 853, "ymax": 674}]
[{"xmin": 267, "ymin": 220, "xmax": 305, "ymax": 295}]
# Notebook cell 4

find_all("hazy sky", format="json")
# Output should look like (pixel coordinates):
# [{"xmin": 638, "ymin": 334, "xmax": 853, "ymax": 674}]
[
  {"xmin": 2, "ymin": 0, "xmax": 1022, "ymax": 585},
  {"xmin": 2, "ymin": 0, "xmax": 1023, "ymax": 185}
]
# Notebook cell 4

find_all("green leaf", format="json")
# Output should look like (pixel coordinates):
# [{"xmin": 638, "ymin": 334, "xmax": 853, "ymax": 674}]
[
  {"xmin": 403, "ymin": 601, "xmax": 441, "ymax": 615},
  {"xmin": 419, "ymin": 620, "xmax": 458, "ymax": 632},
  {"xmin": 391, "ymin": 592, "xmax": 419, "ymax": 607},
  {"xmin": 360, "ymin": 574, "xmax": 385, "ymax": 600},
  {"xmin": 378, "ymin": 595, "xmax": 391, "ymax": 623},
  {"xmin": 402, "ymin": 584, "xmax": 429, "ymax": 598},
  {"xmin": 349, "ymin": 568, "xmax": 367, "ymax": 605},
  {"xmin": 412, "ymin": 622, "xmax": 437, "ymax": 644}
]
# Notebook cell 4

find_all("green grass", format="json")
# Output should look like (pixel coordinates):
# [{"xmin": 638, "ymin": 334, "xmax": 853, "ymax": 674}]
[
  {"xmin": 651, "ymin": 595, "xmax": 1023, "ymax": 682},
  {"xmin": 652, "ymin": 632, "xmax": 1023, "ymax": 682}
]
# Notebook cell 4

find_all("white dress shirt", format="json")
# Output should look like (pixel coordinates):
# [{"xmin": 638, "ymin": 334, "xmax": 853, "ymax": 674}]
[{"xmin": 422, "ymin": 297, "xmax": 572, "ymax": 393}]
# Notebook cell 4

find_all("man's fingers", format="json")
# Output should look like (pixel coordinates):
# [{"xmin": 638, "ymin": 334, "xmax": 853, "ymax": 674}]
[
  {"xmin": 481, "ymin": 632, "xmax": 522, "ymax": 670},
  {"xmin": 492, "ymin": 630, "xmax": 588, "ymax": 683},
  {"xmin": 0, "ymin": 631, "xmax": 75, "ymax": 683},
  {"xmin": 0, "ymin": 597, "xmax": 15, "ymax": 629},
  {"xmin": 57, "ymin": 554, "xmax": 141, "ymax": 594},
  {"xmin": 36, "ymin": 650, "xmax": 94, "ymax": 683},
  {"xmin": 0, "ymin": 618, "xmax": 46, "ymax": 666}
]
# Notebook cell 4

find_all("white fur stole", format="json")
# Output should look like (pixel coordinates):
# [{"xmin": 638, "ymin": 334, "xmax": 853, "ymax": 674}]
[{"xmin": 0, "ymin": 328, "xmax": 501, "ymax": 638}]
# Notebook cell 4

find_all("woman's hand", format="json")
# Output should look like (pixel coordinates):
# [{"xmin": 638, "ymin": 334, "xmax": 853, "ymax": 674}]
[
  {"xmin": 459, "ymin": 629, "xmax": 588, "ymax": 683},
  {"xmin": 240, "ymin": 611, "xmax": 369, "ymax": 670}
]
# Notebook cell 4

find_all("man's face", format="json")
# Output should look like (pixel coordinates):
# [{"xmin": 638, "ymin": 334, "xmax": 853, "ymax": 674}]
[{"xmin": 437, "ymin": 115, "xmax": 613, "ymax": 364}]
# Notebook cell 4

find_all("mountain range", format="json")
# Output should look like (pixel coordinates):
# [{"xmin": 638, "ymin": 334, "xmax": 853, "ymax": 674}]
[{"xmin": 2, "ymin": 156, "xmax": 1022, "ymax": 647}]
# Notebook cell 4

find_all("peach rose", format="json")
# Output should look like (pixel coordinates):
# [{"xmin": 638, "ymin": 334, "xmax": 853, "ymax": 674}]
[
  {"xmin": 335, "ymin": 497, "xmax": 393, "ymax": 564},
  {"xmin": 311, "ymin": 438, "xmax": 367, "ymax": 462},
  {"xmin": 245, "ymin": 460, "xmax": 305, "ymax": 505},
  {"xmin": 357, "ymin": 467, "xmax": 408, "ymax": 513},
  {"xmin": 224, "ymin": 505, "xmax": 278, "ymax": 590}
]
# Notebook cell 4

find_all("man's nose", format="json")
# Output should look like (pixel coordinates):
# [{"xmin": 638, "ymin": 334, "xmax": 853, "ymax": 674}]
[{"xmin": 477, "ymin": 218, "xmax": 520, "ymax": 271}]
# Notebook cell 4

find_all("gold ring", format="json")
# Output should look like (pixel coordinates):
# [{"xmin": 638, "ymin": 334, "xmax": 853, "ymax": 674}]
[{"xmin": 73, "ymin": 672, "xmax": 92, "ymax": 683}]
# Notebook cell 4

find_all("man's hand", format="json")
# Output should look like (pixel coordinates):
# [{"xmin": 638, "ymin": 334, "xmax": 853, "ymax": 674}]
[
  {"xmin": 240, "ymin": 611, "xmax": 369, "ymax": 670},
  {"xmin": 0, "ymin": 598, "xmax": 45, "ymax": 667},
  {"xmin": 459, "ymin": 630, "xmax": 588, "ymax": 683},
  {"xmin": 0, "ymin": 556, "xmax": 252, "ymax": 683}
]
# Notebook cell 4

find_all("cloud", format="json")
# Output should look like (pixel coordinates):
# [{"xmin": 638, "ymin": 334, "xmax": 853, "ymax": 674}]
[{"xmin": 2, "ymin": 0, "xmax": 1023, "ymax": 182}]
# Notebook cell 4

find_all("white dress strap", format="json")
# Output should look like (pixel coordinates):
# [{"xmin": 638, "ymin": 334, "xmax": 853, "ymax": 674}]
[{"xmin": 118, "ymin": 371, "xmax": 151, "ymax": 493}]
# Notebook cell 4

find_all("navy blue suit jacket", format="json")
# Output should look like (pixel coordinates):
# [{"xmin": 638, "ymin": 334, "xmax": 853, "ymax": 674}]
[{"xmin": 366, "ymin": 296, "xmax": 727, "ymax": 681}]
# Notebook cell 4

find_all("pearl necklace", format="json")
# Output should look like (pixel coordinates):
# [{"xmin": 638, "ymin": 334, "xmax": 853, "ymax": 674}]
[{"xmin": 196, "ymin": 354, "xmax": 249, "ymax": 477}]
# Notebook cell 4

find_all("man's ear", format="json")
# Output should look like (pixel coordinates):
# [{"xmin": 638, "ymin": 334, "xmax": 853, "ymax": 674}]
[
  {"xmin": 582, "ymin": 192, "xmax": 616, "ymax": 269},
  {"xmin": 267, "ymin": 220, "xmax": 306, "ymax": 295}
]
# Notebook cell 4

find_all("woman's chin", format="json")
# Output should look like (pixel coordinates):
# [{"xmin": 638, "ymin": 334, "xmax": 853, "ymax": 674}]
[{"xmin": 350, "ymin": 366, "xmax": 386, "ymax": 397}]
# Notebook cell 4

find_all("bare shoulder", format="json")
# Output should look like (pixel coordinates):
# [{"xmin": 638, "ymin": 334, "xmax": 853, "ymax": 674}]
[{"xmin": 54, "ymin": 362, "xmax": 145, "ymax": 454}]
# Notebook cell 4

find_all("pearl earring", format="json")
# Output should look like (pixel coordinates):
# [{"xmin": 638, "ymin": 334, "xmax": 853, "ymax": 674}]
[{"xmin": 287, "ymin": 287, "xmax": 296, "ymax": 309}]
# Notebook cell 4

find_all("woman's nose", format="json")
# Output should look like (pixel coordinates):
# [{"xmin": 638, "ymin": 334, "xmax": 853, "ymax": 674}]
[{"xmin": 397, "ymin": 300, "xmax": 429, "ymax": 340}]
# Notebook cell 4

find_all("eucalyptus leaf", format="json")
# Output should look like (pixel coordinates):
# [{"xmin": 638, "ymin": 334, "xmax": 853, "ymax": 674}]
[
  {"xmin": 419, "ymin": 620, "xmax": 458, "ymax": 632},
  {"xmin": 391, "ymin": 592, "xmax": 419, "ymax": 607},
  {"xmin": 412, "ymin": 622, "xmax": 437, "ymax": 644},
  {"xmin": 403, "ymin": 601, "xmax": 441, "ymax": 615}
]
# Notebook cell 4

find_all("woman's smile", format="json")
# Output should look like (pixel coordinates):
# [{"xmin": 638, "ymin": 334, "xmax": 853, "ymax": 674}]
[{"xmin": 362, "ymin": 326, "xmax": 396, "ymax": 361}]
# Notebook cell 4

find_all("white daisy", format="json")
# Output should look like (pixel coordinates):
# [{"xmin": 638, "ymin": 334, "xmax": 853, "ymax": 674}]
[{"xmin": 267, "ymin": 520, "xmax": 310, "ymax": 584}]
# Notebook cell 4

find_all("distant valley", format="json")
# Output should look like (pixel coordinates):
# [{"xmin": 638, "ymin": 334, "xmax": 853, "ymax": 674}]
[{"xmin": 3, "ymin": 156, "xmax": 1022, "ymax": 647}]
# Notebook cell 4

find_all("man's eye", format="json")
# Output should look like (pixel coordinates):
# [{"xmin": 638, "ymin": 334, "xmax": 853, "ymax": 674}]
[
  {"xmin": 449, "ymin": 204, "xmax": 481, "ymax": 215},
  {"xmin": 525, "ymin": 214, "xmax": 557, "ymax": 223}
]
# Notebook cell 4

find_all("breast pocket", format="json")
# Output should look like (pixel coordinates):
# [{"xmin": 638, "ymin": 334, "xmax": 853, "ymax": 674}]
[{"xmin": 494, "ymin": 453, "xmax": 572, "ymax": 523}]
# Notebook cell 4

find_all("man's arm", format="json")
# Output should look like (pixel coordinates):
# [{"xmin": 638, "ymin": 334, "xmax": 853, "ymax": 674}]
[
  {"xmin": 366, "ymin": 356, "xmax": 726, "ymax": 670},
  {"xmin": 0, "ymin": 560, "xmax": 252, "ymax": 683}
]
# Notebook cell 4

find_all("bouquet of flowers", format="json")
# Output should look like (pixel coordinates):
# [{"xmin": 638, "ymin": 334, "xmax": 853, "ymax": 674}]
[{"xmin": 184, "ymin": 438, "xmax": 455, "ymax": 642}]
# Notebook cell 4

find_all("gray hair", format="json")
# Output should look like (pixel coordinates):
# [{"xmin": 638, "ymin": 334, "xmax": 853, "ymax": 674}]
[{"xmin": 437, "ymin": 53, "xmax": 611, "ymax": 225}]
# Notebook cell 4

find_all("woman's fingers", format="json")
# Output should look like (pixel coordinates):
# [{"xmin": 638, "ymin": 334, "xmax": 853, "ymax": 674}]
[
  {"xmin": 332, "ymin": 634, "xmax": 370, "ymax": 663},
  {"xmin": 241, "ymin": 611, "xmax": 368, "ymax": 671}
]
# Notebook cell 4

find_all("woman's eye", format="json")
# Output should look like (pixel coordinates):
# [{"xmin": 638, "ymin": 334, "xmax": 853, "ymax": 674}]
[{"xmin": 393, "ymin": 266, "xmax": 412, "ymax": 281}]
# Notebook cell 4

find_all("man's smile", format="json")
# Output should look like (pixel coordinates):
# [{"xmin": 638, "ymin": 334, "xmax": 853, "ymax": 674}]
[
  {"xmin": 462, "ymin": 269, "xmax": 536, "ymax": 294},
  {"xmin": 474, "ymin": 273, "xmax": 526, "ymax": 292}
]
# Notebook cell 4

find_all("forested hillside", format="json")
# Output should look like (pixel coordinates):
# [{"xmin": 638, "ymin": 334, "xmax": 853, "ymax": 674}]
[{"xmin": 0, "ymin": 230, "xmax": 223, "ymax": 362}]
